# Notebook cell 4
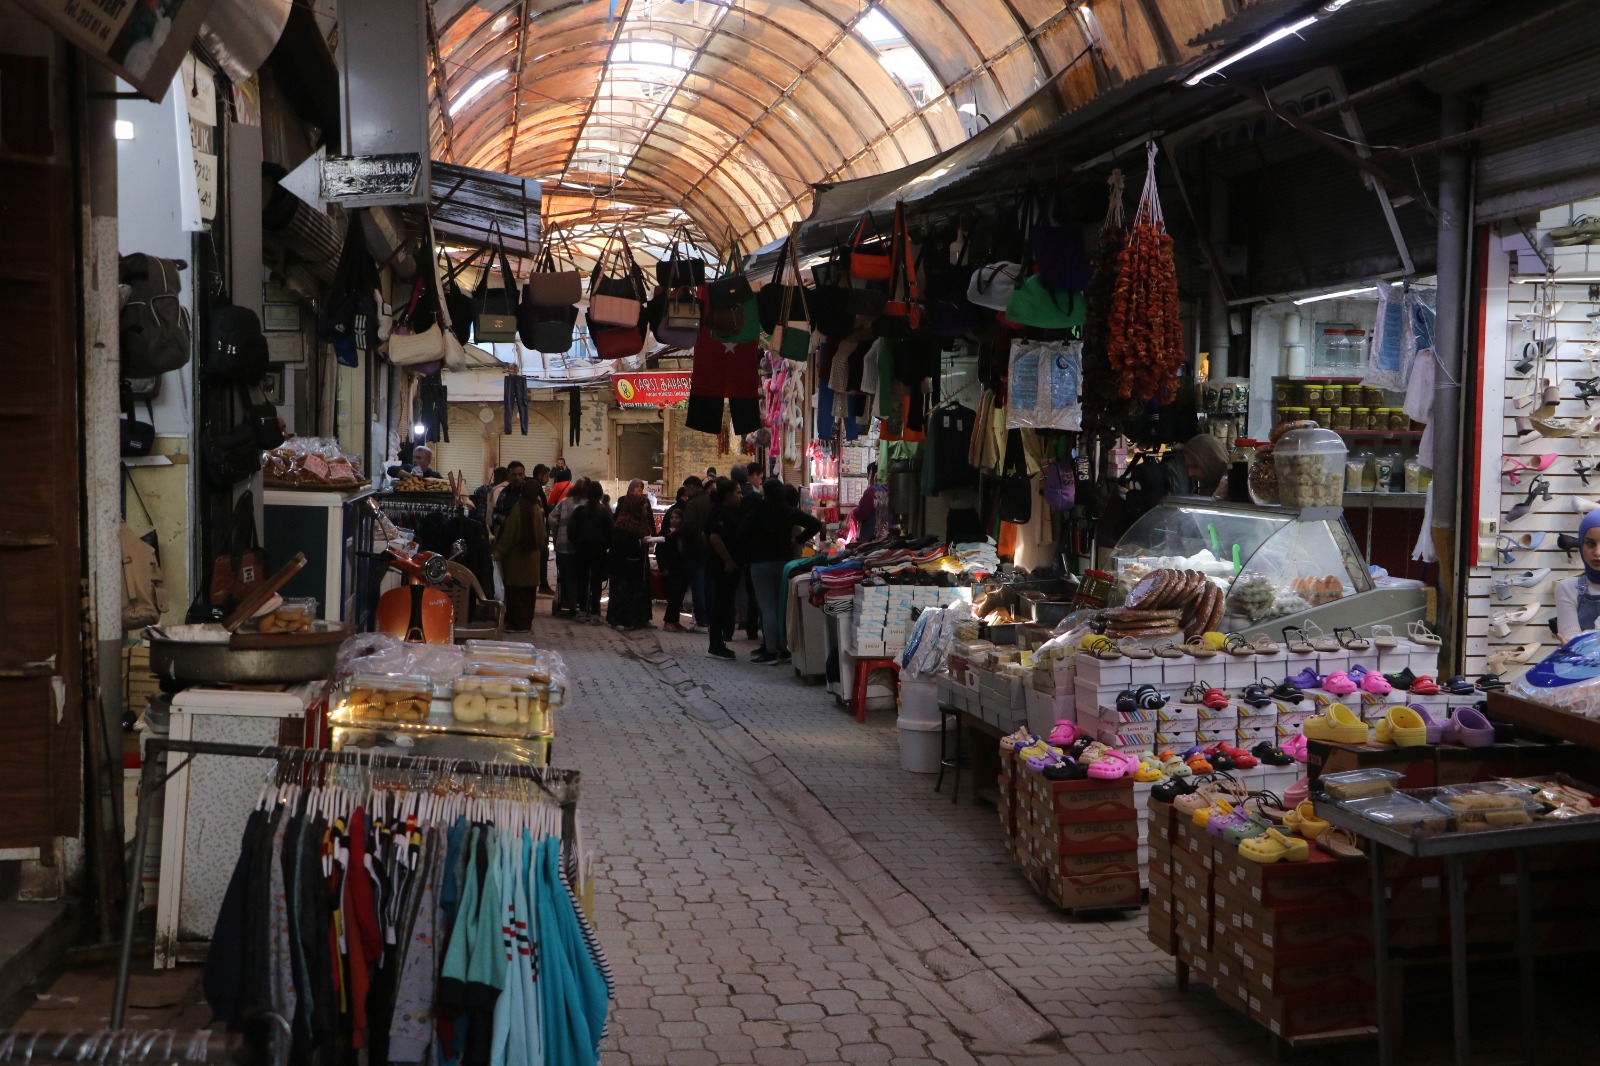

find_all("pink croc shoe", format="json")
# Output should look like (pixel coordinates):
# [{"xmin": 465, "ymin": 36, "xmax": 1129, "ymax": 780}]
[
  {"xmin": 1321, "ymin": 671, "xmax": 1358, "ymax": 695},
  {"xmin": 1281, "ymin": 734, "xmax": 1309, "ymax": 762},
  {"xmin": 1359, "ymin": 671, "xmax": 1392, "ymax": 695},
  {"xmin": 1087, "ymin": 750, "xmax": 1137, "ymax": 780},
  {"xmin": 1048, "ymin": 720, "xmax": 1079, "ymax": 747}
]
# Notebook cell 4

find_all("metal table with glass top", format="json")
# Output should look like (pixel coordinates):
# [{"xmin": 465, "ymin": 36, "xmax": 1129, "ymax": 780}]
[
  {"xmin": 1315, "ymin": 796, "xmax": 1600, "ymax": 1066},
  {"xmin": 1108, "ymin": 497, "xmax": 1426, "ymax": 640}
]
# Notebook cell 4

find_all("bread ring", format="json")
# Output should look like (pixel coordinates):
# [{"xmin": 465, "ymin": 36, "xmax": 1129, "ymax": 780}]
[
  {"xmin": 1148, "ymin": 569, "xmax": 1177, "ymax": 608},
  {"xmin": 453, "ymin": 692, "xmax": 487, "ymax": 723},
  {"xmin": 1125, "ymin": 572, "xmax": 1164, "ymax": 608},
  {"xmin": 485, "ymin": 696, "xmax": 520, "ymax": 725},
  {"xmin": 1204, "ymin": 584, "xmax": 1226, "ymax": 634}
]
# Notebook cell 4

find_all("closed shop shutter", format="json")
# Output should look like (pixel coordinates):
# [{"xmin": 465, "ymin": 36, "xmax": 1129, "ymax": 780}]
[
  {"xmin": 1476, "ymin": 54, "xmax": 1600, "ymax": 221},
  {"xmin": 498, "ymin": 424, "xmax": 559, "ymax": 474},
  {"xmin": 431, "ymin": 405, "xmax": 490, "ymax": 485}
]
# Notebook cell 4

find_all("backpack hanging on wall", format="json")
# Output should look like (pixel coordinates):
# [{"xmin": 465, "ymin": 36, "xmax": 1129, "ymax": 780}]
[
  {"xmin": 201, "ymin": 303, "xmax": 271, "ymax": 382},
  {"xmin": 118, "ymin": 253, "xmax": 191, "ymax": 378},
  {"xmin": 320, "ymin": 209, "xmax": 383, "ymax": 367}
]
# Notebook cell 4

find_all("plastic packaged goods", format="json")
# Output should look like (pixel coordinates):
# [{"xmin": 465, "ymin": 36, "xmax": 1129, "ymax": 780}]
[
  {"xmin": 464, "ymin": 639, "xmax": 538, "ymax": 663},
  {"xmin": 1320, "ymin": 768, "xmax": 1402, "ymax": 801},
  {"xmin": 1273, "ymin": 427, "xmax": 1348, "ymax": 507},
  {"xmin": 248, "ymin": 597, "xmax": 318, "ymax": 634},
  {"xmin": 334, "ymin": 673, "xmax": 434, "ymax": 724},
  {"xmin": 334, "ymin": 633, "xmax": 465, "ymax": 682},
  {"xmin": 1431, "ymin": 785, "xmax": 1542, "ymax": 831},
  {"xmin": 1342, "ymin": 792, "xmax": 1449, "ymax": 831},
  {"xmin": 451, "ymin": 675, "xmax": 547, "ymax": 733}
]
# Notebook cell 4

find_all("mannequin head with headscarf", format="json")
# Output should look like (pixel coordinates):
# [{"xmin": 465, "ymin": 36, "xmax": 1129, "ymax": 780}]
[{"xmin": 1580, "ymin": 508, "xmax": 1600, "ymax": 584}]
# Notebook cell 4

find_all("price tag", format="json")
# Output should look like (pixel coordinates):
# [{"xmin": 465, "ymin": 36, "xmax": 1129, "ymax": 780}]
[
  {"xmin": 327, "ymin": 459, "xmax": 355, "ymax": 481},
  {"xmin": 302, "ymin": 454, "xmax": 330, "ymax": 481}
]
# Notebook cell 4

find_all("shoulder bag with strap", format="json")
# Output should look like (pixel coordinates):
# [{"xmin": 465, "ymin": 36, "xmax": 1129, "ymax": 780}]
[
  {"xmin": 121, "ymin": 468, "xmax": 170, "ymax": 629},
  {"xmin": 655, "ymin": 224, "xmax": 707, "ymax": 287},
  {"xmin": 707, "ymin": 239, "xmax": 753, "ymax": 311},
  {"xmin": 519, "ymin": 231, "xmax": 580, "ymax": 353},
  {"xmin": 769, "ymin": 237, "xmax": 812, "ymax": 361},
  {"xmin": 874, "ymin": 201, "xmax": 922, "ymax": 337},
  {"xmin": 472, "ymin": 220, "xmax": 520, "ymax": 342},
  {"xmin": 588, "ymin": 228, "xmax": 647, "ymax": 327},
  {"xmin": 846, "ymin": 210, "xmax": 892, "ymax": 282},
  {"xmin": 209, "ymin": 487, "xmax": 269, "ymax": 606},
  {"xmin": 524, "ymin": 227, "xmax": 584, "ymax": 307}
]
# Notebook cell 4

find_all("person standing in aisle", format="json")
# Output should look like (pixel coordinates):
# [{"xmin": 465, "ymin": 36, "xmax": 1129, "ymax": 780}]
[
  {"xmin": 471, "ymin": 467, "xmax": 507, "ymax": 532},
  {"xmin": 739, "ymin": 478, "xmax": 823, "ymax": 664},
  {"xmin": 658, "ymin": 484, "xmax": 693, "ymax": 632},
  {"xmin": 705, "ymin": 479, "xmax": 740, "ymax": 659},
  {"xmin": 676, "ymin": 475, "xmax": 712, "ymax": 630},
  {"xmin": 490, "ymin": 461, "xmax": 526, "ymax": 539},
  {"xmin": 522, "ymin": 463, "xmax": 554, "ymax": 596},
  {"xmin": 567, "ymin": 480, "xmax": 612, "ymax": 624},
  {"xmin": 548, "ymin": 477, "xmax": 587, "ymax": 617},
  {"xmin": 607, "ymin": 480, "xmax": 655, "ymax": 629},
  {"xmin": 493, "ymin": 484, "xmax": 545, "ymax": 631},
  {"xmin": 731, "ymin": 463, "xmax": 763, "ymax": 644}
]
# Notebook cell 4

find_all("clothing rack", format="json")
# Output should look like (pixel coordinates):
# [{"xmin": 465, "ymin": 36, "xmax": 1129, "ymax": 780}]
[
  {"xmin": 375, "ymin": 493, "xmax": 468, "ymax": 516},
  {"xmin": 0, "ymin": 1030, "xmax": 266, "ymax": 1066},
  {"xmin": 113, "ymin": 739, "xmax": 582, "ymax": 1030}
]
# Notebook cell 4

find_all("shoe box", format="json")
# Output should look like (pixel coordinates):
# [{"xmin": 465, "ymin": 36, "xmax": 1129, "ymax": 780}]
[
  {"xmin": 1146, "ymin": 798, "xmax": 1176, "ymax": 950},
  {"xmin": 1008, "ymin": 769, "xmax": 1143, "ymax": 910},
  {"xmin": 1215, "ymin": 848, "xmax": 1369, "ymax": 909}
]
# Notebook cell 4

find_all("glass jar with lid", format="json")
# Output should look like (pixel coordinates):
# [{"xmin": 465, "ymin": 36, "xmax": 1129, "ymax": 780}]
[
  {"xmin": 1319, "ymin": 329, "xmax": 1350, "ymax": 369},
  {"xmin": 1345, "ymin": 330, "xmax": 1367, "ymax": 370},
  {"xmin": 1274, "ymin": 427, "xmax": 1348, "ymax": 508}
]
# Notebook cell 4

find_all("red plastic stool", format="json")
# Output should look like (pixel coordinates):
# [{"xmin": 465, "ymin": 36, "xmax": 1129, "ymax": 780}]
[{"xmin": 849, "ymin": 658, "xmax": 899, "ymax": 722}]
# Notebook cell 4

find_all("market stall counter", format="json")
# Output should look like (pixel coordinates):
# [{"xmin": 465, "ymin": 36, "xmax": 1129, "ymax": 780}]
[{"xmin": 1109, "ymin": 496, "xmax": 1426, "ymax": 641}]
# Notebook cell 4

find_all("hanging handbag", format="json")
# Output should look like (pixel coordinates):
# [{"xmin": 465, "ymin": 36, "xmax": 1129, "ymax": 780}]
[
  {"xmin": 387, "ymin": 274, "xmax": 448, "ymax": 368},
  {"xmin": 655, "ymin": 224, "xmax": 707, "ymax": 287},
  {"xmin": 200, "ymin": 303, "xmax": 271, "ymax": 382},
  {"xmin": 1026, "ymin": 187, "xmax": 1092, "ymax": 293},
  {"xmin": 846, "ymin": 210, "xmax": 892, "ymax": 282},
  {"xmin": 209, "ymin": 488, "xmax": 268, "ymax": 606},
  {"xmin": 528, "ymin": 314, "xmax": 574, "ymax": 354},
  {"xmin": 437, "ymin": 248, "xmax": 478, "ymax": 345},
  {"xmin": 711, "ymin": 295, "xmax": 760, "ymax": 344},
  {"xmin": 120, "ymin": 471, "xmax": 169, "ymax": 628},
  {"xmin": 519, "ymin": 239, "xmax": 579, "ymax": 345},
  {"xmin": 654, "ymin": 285, "xmax": 702, "ymax": 348},
  {"xmin": 588, "ymin": 228, "xmax": 646, "ymax": 327},
  {"xmin": 592, "ymin": 324, "xmax": 646, "ymax": 360},
  {"xmin": 1005, "ymin": 274, "xmax": 1086, "ymax": 330},
  {"xmin": 120, "ymin": 381, "xmax": 155, "ymax": 458},
  {"xmin": 525, "ymin": 229, "xmax": 584, "ymax": 307},
  {"xmin": 202, "ymin": 420, "xmax": 263, "ymax": 489},
  {"xmin": 473, "ymin": 221, "xmax": 520, "ymax": 342},
  {"xmin": 242, "ymin": 383, "xmax": 284, "ymax": 449},
  {"xmin": 874, "ymin": 201, "xmax": 922, "ymax": 336},
  {"xmin": 707, "ymin": 242, "xmax": 752, "ymax": 311},
  {"xmin": 769, "ymin": 238, "xmax": 812, "ymax": 361},
  {"xmin": 755, "ymin": 238, "xmax": 791, "ymax": 333},
  {"xmin": 319, "ymin": 209, "xmax": 382, "ymax": 366}
]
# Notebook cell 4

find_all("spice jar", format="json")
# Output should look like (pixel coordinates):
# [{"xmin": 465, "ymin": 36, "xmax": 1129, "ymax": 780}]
[
  {"xmin": 1331, "ymin": 407, "xmax": 1352, "ymax": 431},
  {"xmin": 1351, "ymin": 406, "xmax": 1371, "ymax": 430},
  {"xmin": 1274, "ymin": 382, "xmax": 1293, "ymax": 405},
  {"xmin": 1313, "ymin": 406, "xmax": 1333, "ymax": 428},
  {"xmin": 1364, "ymin": 386, "xmax": 1385, "ymax": 407},
  {"xmin": 1302, "ymin": 383, "xmax": 1324, "ymax": 407},
  {"xmin": 1389, "ymin": 408, "xmax": 1410, "ymax": 431}
]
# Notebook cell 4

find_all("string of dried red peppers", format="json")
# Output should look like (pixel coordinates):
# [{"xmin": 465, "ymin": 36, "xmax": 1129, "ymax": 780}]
[{"xmin": 1106, "ymin": 142, "xmax": 1183, "ymax": 403}]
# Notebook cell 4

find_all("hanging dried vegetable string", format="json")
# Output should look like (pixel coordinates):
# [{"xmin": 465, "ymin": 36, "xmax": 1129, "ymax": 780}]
[
  {"xmin": 1081, "ymin": 168, "xmax": 1132, "ymax": 438},
  {"xmin": 1106, "ymin": 141, "xmax": 1183, "ymax": 403}
]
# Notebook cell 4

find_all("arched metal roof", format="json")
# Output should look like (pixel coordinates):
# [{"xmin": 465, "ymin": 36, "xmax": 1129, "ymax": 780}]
[{"xmin": 426, "ymin": 0, "xmax": 1234, "ymax": 250}]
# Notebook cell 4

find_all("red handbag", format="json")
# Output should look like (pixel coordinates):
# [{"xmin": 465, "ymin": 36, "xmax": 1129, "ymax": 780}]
[
  {"xmin": 877, "ymin": 202, "xmax": 922, "ymax": 331},
  {"xmin": 593, "ymin": 324, "xmax": 645, "ymax": 360},
  {"xmin": 847, "ymin": 210, "xmax": 892, "ymax": 282}
]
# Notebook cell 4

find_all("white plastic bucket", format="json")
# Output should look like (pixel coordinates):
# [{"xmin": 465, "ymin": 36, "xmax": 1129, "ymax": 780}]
[
  {"xmin": 897, "ymin": 676, "xmax": 941, "ymax": 725},
  {"xmin": 897, "ymin": 716, "xmax": 944, "ymax": 774}
]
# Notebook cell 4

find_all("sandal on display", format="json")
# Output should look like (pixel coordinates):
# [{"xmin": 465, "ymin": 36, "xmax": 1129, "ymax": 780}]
[
  {"xmin": 1368, "ymin": 624, "xmax": 1400, "ymax": 649},
  {"xmin": 1135, "ymin": 684, "xmax": 1169, "ymax": 710},
  {"xmin": 1282, "ymin": 626, "xmax": 1314, "ymax": 654},
  {"xmin": 1317, "ymin": 825, "xmax": 1366, "ymax": 861},
  {"xmin": 1222, "ymin": 633, "xmax": 1256, "ymax": 657},
  {"xmin": 1251, "ymin": 634, "xmax": 1282, "ymax": 655},
  {"xmin": 1088, "ymin": 750, "xmax": 1138, "ymax": 780},
  {"xmin": 1152, "ymin": 641, "xmax": 1187, "ymax": 659},
  {"xmin": 1081, "ymin": 636, "xmax": 1123, "ymax": 660},
  {"xmin": 1117, "ymin": 638, "xmax": 1155, "ymax": 660},
  {"xmin": 1048, "ymin": 720, "xmax": 1079, "ymax": 746},
  {"xmin": 1180, "ymin": 638, "xmax": 1218, "ymax": 658},
  {"xmin": 1346, "ymin": 663, "xmax": 1370, "ymax": 682},
  {"xmin": 1573, "ymin": 495, "xmax": 1600, "ymax": 514},
  {"xmin": 1287, "ymin": 666, "xmax": 1322, "ymax": 690},
  {"xmin": 1205, "ymin": 744, "xmax": 1237, "ymax": 773},
  {"xmin": 1115, "ymin": 689, "xmax": 1139, "ymax": 714},
  {"xmin": 1223, "ymin": 811, "xmax": 1274, "ymax": 846},
  {"xmin": 1273, "ymin": 678, "xmax": 1305, "ymax": 702},
  {"xmin": 1442, "ymin": 675, "xmax": 1477, "ymax": 696},
  {"xmin": 1475, "ymin": 673, "xmax": 1507, "ymax": 692},
  {"xmin": 1335, "ymin": 626, "xmax": 1371, "ymax": 651},
  {"xmin": 1502, "ymin": 453, "xmax": 1557, "ymax": 484},
  {"xmin": 1504, "ymin": 477, "xmax": 1554, "ymax": 522},
  {"xmin": 1408, "ymin": 675, "xmax": 1440, "ymax": 695},
  {"xmin": 1181, "ymin": 682, "xmax": 1207, "ymax": 705},
  {"xmin": 1159, "ymin": 751, "xmax": 1193, "ymax": 778},
  {"xmin": 1407, "ymin": 622, "xmax": 1443, "ymax": 647},
  {"xmin": 1281, "ymin": 734, "xmax": 1309, "ymax": 762},
  {"xmin": 1485, "ymin": 642, "xmax": 1542, "ymax": 673},
  {"xmin": 1201, "ymin": 687, "xmax": 1231, "ymax": 710},
  {"xmin": 1494, "ymin": 533, "xmax": 1546, "ymax": 565},
  {"xmin": 1239, "ymin": 828, "xmax": 1310, "ymax": 864},
  {"xmin": 1301, "ymin": 621, "xmax": 1342, "ymax": 653},
  {"xmin": 1241, "ymin": 681, "xmax": 1274, "ymax": 708}
]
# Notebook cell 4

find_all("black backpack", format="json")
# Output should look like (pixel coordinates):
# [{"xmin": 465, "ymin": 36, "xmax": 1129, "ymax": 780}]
[
  {"xmin": 320, "ymin": 210, "xmax": 382, "ymax": 367},
  {"xmin": 201, "ymin": 304, "xmax": 271, "ymax": 382},
  {"xmin": 119, "ymin": 253, "xmax": 191, "ymax": 377}
]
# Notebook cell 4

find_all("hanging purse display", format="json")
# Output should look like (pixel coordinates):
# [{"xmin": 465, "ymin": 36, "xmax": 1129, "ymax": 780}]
[
  {"xmin": 874, "ymin": 201, "xmax": 922, "ymax": 336},
  {"xmin": 119, "ymin": 381, "xmax": 155, "ymax": 458},
  {"xmin": 707, "ymin": 241, "xmax": 752, "ymax": 311},
  {"xmin": 437, "ymin": 248, "xmax": 478, "ymax": 345},
  {"xmin": 967, "ymin": 260, "xmax": 1022, "ymax": 311},
  {"xmin": 655, "ymin": 286, "xmax": 702, "ymax": 348},
  {"xmin": 242, "ymin": 383, "xmax": 285, "ymax": 449},
  {"xmin": 1005, "ymin": 273, "xmax": 1086, "ymax": 330},
  {"xmin": 1025, "ymin": 186, "xmax": 1092, "ymax": 293},
  {"xmin": 846, "ymin": 210, "xmax": 892, "ymax": 282},
  {"xmin": 655, "ymin": 224, "xmax": 707, "ymax": 287},
  {"xmin": 473, "ymin": 221, "xmax": 521, "ymax": 343},
  {"xmin": 808, "ymin": 245, "xmax": 855, "ymax": 339},
  {"xmin": 592, "ymin": 324, "xmax": 646, "ymax": 360},
  {"xmin": 588, "ymin": 228, "xmax": 647, "ymax": 327},
  {"xmin": 209, "ymin": 488, "xmax": 268, "ymax": 606},
  {"xmin": 387, "ymin": 273, "xmax": 447, "ymax": 369},
  {"xmin": 528, "ymin": 313, "xmax": 575, "ymax": 354},
  {"xmin": 202, "ymin": 420, "xmax": 263, "ymax": 489},
  {"xmin": 524, "ymin": 228, "xmax": 584, "ymax": 307},
  {"xmin": 755, "ymin": 238, "xmax": 792, "ymax": 333},
  {"xmin": 769, "ymin": 237, "xmax": 812, "ymax": 361}
]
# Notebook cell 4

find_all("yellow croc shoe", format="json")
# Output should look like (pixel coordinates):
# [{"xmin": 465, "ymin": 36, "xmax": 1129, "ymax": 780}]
[
  {"xmin": 1303, "ymin": 703, "xmax": 1369, "ymax": 745},
  {"xmin": 1193, "ymin": 797, "xmax": 1235, "ymax": 828},
  {"xmin": 1133, "ymin": 754, "xmax": 1165, "ymax": 783},
  {"xmin": 1383, "ymin": 704, "xmax": 1428, "ymax": 747},
  {"xmin": 1292, "ymin": 800, "xmax": 1331, "ymax": 842},
  {"xmin": 1239, "ymin": 827, "xmax": 1311, "ymax": 864}
]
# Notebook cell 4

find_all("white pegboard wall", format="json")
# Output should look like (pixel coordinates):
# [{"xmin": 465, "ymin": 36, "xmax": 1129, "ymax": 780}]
[{"xmin": 1470, "ymin": 199, "xmax": 1600, "ymax": 679}]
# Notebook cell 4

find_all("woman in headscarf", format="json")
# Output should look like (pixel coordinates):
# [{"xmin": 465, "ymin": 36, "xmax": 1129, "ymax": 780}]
[
  {"xmin": 1555, "ymin": 508, "xmax": 1600, "ymax": 642},
  {"xmin": 1180, "ymin": 434, "xmax": 1231, "ymax": 497},
  {"xmin": 607, "ymin": 479, "xmax": 657, "ymax": 629},
  {"xmin": 492, "ymin": 481, "xmax": 547, "ymax": 630}
]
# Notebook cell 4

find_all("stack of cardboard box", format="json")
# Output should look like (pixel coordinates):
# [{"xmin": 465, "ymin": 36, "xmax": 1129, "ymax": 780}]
[{"xmin": 1000, "ymin": 754, "xmax": 1142, "ymax": 911}]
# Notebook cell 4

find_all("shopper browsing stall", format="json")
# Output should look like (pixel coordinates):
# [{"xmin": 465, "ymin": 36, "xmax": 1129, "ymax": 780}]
[
  {"xmin": 549, "ymin": 477, "xmax": 586, "ymax": 617},
  {"xmin": 608, "ymin": 481, "xmax": 655, "ymax": 630},
  {"xmin": 568, "ymin": 480, "xmax": 612, "ymax": 624},
  {"xmin": 738, "ymin": 479, "xmax": 823, "ymax": 664},
  {"xmin": 705, "ymin": 478, "xmax": 741, "ymax": 660},
  {"xmin": 1555, "ymin": 508, "xmax": 1600, "ymax": 642},
  {"xmin": 1178, "ymin": 434, "xmax": 1230, "ymax": 497},
  {"xmin": 493, "ymin": 487, "xmax": 545, "ymax": 630}
]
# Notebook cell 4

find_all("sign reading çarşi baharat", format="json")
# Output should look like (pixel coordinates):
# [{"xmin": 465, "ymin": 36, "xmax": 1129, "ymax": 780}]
[{"xmin": 614, "ymin": 372, "xmax": 692, "ymax": 409}]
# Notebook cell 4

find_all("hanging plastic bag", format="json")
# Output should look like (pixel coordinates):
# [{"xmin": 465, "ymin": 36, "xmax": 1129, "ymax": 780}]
[{"xmin": 1006, "ymin": 338, "xmax": 1082, "ymax": 431}]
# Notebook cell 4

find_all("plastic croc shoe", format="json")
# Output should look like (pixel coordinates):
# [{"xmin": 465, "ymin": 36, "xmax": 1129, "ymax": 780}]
[
  {"xmin": 1442, "ymin": 675, "xmax": 1476, "ymax": 696},
  {"xmin": 1193, "ymin": 796, "xmax": 1235, "ymax": 828},
  {"xmin": 1290, "ymin": 800, "xmax": 1331, "ymax": 841},
  {"xmin": 1159, "ymin": 751, "xmax": 1193, "ymax": 777},
  {"xmin": 1273, "ymin": 678, "xmax": 1305, "ymax": 702},
  {"xmin": 1186, "ymin": 751, "xmax": 1214, "ymax": 775},
  {"xmin": 1220, "ymin": 742, "xmax": 1259, "ymax": 769},
  {"xmin": 1240, "ymin": 681, "xmax": 1274, "ymax": 708},
  {"xmin": 999, "ymin": 729, "xmax": 1031, "ymax": 752},
  {"xmin": 1089, "ymin": 750, "xmax": 1138, "ymax": 780},
  {"xmin": 1303, "ymin": 703, "xmax": 1369, "ymax": 745},
  {"xmin": 1359, "ymin": 671, "xmax": 1393, "ymax": 696},
  {"xmin": 1206, "ymin": 806, "xmax": 1250, "ymax": 837},
  {"xmin": 1321, "ymin": 671, "xmax": 1358, "ymax": 695},
  {"xmin": 1135, "ymin": 683, "xmax": 1169, "ymax": 709},
  {"xmin": 1115, "ymin": 689, "xmax": 1139, "ymax": 714},
  {"xmin": 1251, "ymin": 740, "xmax": 1294, "ymax": 766},
  {"xmin": 1201, "ymin": 687, "xmax": 1231, "ymax": 710},
  {"xmin": 1374, "ymin": 705, "xmax": 1428, "ymax": 747},
  {"xmin": 1133, "ymin": 755, "xmax": 1165, "ymax": 783},
  {"xmin": 1346, "ymin": 663, "xmax": 1370, "ymax": 682},
  {"xmin": 1408, "ymin": 704, "xmax": 1446, "ymax": 744},
  {"xmin": 1223, "ymin": 811, "xmax": 1274, "ymax": 846},
  {"xmin": 1287, "ymin": 666, "xmax": 1321, "ymax": 690},
  {"xmin": 1151, "ymin": 775, "xmax": 1198, "ymax": 802},
  {"xmin": 1239, "ymin": 828, "xmax": 1310, "ymax": 864},
  {"xmin": 1048, "ymin": 720, "xmax": 1079, "ymax": 746},
  {"xmin": 1042, "ymin": 759, "xmax": 1088, "ymax": 781},
  {"xmin": 1281, "ymin": 734, "xmax": 1309, "ymax": 762},
  {"xmin": 1205, "ymin": 744, "xmax": 1237, "ymax": 772},
  {"xmin": 1383, "ymin": 667, "xmax": 1417, "ymax": 690},
  {"xmin": 1409, "ymin": 675, "xmax": 1440, "ymax": 695},
  {"xmin": 1446, "ymin": 706, "xmax": 1497, "ymax": 747}
]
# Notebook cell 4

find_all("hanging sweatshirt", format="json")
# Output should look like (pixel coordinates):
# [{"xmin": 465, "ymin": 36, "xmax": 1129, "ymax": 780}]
[{"xmin": 389, "ymin": 826, "xmax": 445, "ymax": 1063}]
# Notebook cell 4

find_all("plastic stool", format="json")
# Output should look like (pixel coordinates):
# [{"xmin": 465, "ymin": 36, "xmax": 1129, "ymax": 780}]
[
  {"xmin": 934, "ymin": 705, "xmax": 964, "ymax": 803},
  {"xmin": 849, "ymin": 658, "xmax": 899, "ymax": 722}
]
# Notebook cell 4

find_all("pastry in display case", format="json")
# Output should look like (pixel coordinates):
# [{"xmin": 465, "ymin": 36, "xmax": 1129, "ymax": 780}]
[{"xmin": 1108, "ymin": 497, "xmax": 1424, "ymax": 635}]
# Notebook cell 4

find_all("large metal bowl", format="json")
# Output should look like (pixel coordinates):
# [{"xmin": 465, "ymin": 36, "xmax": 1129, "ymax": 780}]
[{"xmin": 144, "ymin": 625, "xmax": 345, "ymax": 684}]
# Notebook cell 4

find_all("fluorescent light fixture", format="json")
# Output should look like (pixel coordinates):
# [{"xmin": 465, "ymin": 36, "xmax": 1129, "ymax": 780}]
[
  {"xmin": 1183, "ymin": 16, "xmax": 1318, "ymax": 86},
  {"xmin": 114, "ymin": 119, "xmax": 135, "ymax": 140},
  {"xmin": 448, "ymin": 68, "xmax": 508, "ymax": 116},
  {"xmin": 1512, "ymin": 275, "xmax": 1600, "ymax": 284},
  {"xmin": 1322, "ymin": 0, "xmax": 1356, "ymax": 10},
  {"xmin": 1294, "ymin": 286, "xmax": 1377, "ymax": 305}
]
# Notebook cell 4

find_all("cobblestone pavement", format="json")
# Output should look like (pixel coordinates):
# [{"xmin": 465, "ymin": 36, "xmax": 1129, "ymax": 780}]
[{"xmin": 550, "ymin": 616, "xmax": 1594, "ymax": 1066}]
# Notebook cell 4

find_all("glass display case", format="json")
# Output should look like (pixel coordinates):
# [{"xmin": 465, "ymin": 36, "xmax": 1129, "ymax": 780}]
[{"xmin": 1109, "ymin": 497, "xmax": 1373, "ymax": 628}]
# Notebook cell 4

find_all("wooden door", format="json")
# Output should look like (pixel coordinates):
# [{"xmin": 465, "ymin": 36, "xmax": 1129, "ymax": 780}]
[{"xmin": 0, "ymin": 159, "xmax": 84, "ymax": 849}]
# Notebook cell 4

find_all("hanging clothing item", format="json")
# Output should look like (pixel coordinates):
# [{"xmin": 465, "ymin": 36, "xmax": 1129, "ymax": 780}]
[
  {"xmin": 504, "ymin": 376, "xmax": 529, "ymax": 434},
  {"xmin": 418, "ymin": 373, "xmax": 450, "ymax": 443},
  {"xmin": 923, "ymin": 403, "xmax": 978, "ymax": 495},
  {"xmin": 686, "ymin": 330, "xmax": 762, "ymax": 435},
  {"xmin": 567, "ymin": 387, "xmax": 582, "ymax": 445}
]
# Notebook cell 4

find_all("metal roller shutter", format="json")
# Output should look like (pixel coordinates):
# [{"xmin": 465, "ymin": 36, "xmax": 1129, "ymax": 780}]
[
  {"xmin": 430, "ymin": 405, "xmax": 492, "ymax": 485},
  {"xmin": 498, "ymin": 425, "xmax": 559, "ymax": 475}
]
